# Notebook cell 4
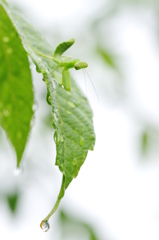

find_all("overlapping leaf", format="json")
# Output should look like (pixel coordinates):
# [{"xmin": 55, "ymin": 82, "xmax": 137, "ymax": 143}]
[
  {"xmin": 2, "ymin": 2, "xmax": 95, "ymax": 189},
  {"xmin": 0, "ymin": 4, "xmax": 34, "ymax": 166}
]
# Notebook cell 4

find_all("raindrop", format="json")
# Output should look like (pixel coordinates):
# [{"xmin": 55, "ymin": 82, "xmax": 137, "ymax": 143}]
[
  {"xmin": 62, "ymin": 85, "xmax": 64, "ymax": 88},
  {"xmin": 51, "ymin": 78, "xmax": 58, "ymax": 89},
  {"xmin": 79, "ymin": 136, "xmax": 85, "ymax": 146},
  {"xmin": 40, "ymin": 220, "xmax": 50, "ymax": 232},
  {"xmin": 13, "ymin": 166, "xmax": 24, "ymax": 176}
]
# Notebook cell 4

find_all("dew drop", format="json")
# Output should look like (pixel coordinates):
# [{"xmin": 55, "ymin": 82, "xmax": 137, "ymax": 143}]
[
  {"xmin": 62, "ymin": 85, "xmax": 64, "ymax": 88},
  {"xmin": 51, "ymin": 78, "xmax": 58, "ymax": 89},
  {"xmin": 13, "ymin": 166, "xmax": 24, "ymax": 176},
  {"xmin": 40, "ymin": 220, "xmax": 50, "ymax": 232},
  {"xmin": 79, "ymin": 136, "xmax": 85, "ymax": 146}
]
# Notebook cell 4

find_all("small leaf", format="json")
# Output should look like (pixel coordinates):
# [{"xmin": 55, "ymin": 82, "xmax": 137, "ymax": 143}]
[
  {"xmin": 97, "ymin": 46, "xmax": 118, "ymax": 70},
  {"xmin": 0, "ymin": 5, "xmax": 34, "ymax": 166},
  {"xmin": 7, "ymin": 192, "xmax": 19, "ymax": 213},
  {"xmin": 54, "ymin": 38, "xmax": 75, "ymax": 57},
  {"xmin": 59, "ymin": 210, "xmax": 99, "ymax": 240}
]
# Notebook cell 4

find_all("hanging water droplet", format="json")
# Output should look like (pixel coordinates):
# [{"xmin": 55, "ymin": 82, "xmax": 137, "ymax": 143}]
[
  {"xmin": 79, "ymin": 136, "xmax": 85, "ymax": 146},
  {"xmin": 40, "ymin": 220, "xmax": 50, "ymax": 232},
  {"xmin": 62, "ymin": 85, "xmax": 64, "ymax": 88},
  {"xmin": 13, "ymin": 166, "xmax": 24, "ymax": 176},
  {"xmin": 51, "ymin": 78, "xmax": 58, "ymax": 89}
]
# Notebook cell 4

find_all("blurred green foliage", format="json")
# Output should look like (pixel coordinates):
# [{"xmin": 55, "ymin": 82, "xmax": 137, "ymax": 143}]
[{"xmin": 7, "ymin": 192, "xmax": 19, "ymax": 214}]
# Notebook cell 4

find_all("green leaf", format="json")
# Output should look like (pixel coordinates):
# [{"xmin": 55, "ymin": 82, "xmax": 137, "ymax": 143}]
[
  {"xmin": 0, "ymin": 5, "xmax": 34, "ymax": 167},
  {"xmin": 59, "ymin": 210, "xmax": 100, "ymax": 240},
  {"xmin": 97, "ymin": 46, "xmax": 118, "ymax": 70},
  {"xmin": 7, "ymin": 192, "xmax": 19, "ymax": 213},
  {"xmin": 2, "ymin": 2, "xmax": 95, "ymax": 221},
  {"xmin": 54, "ymin": 38, "xmax": 75, "ymax": 57}
]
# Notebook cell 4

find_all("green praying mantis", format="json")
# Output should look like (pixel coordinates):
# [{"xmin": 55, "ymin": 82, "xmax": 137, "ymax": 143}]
[
  {"xmin": 28, "ymin": 38, "xmax": 88, "ymax": 91},
  {"xmin": 25, "ymin": 38, "xmax": 98, "ymax": 97}
]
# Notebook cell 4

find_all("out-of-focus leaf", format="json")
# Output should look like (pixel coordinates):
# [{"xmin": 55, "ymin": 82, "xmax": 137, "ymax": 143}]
[
  {"xmin": 97, "ymin": 47, "xmax": 118, "ymax": 70},
  {"xmin": 59, "ymin": 210, "xmax": 100, "ymax": 240},
  {"xmin": 141, "ymin": 130, "xmax": 148, "ymax": 155},
  {"xmin": 0, "ymin": 4, "xmax": 34, "ymax": 167},
  {"xmin": 7, "ymin": 192, "xmax": 19, "ymax": 213}
]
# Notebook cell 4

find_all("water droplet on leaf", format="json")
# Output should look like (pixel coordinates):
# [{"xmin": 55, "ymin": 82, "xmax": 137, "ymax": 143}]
[
  {"xmin": 51, "ymin": 78, "xmax": 58, "ymax": 89},
  {"xmin": 40, "ymin": 220, "xmax": 50, "ymax": 232}
]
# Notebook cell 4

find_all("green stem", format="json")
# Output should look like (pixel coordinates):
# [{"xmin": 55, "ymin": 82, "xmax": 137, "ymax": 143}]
[{"xmin": 42, "ymin": 174, "xmax": 65, "ymax": 222}]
